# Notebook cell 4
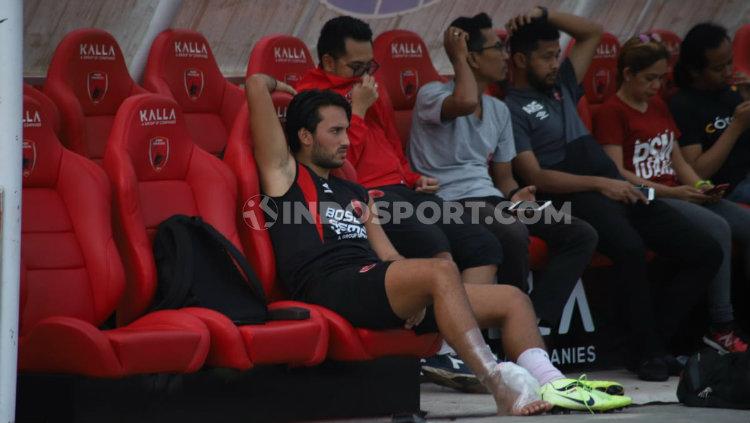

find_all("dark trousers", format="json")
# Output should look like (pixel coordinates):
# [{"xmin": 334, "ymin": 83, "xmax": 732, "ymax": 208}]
[
  {"xmin": 552, "ymin": 192, "xmax": 722, "ymax": 358},
  {"xmin": 460, "ymin": 197, "xmax": 598, "ymax": 325}
]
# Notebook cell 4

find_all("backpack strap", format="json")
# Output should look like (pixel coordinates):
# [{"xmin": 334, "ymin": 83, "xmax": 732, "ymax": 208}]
[{"xmin": 189, "ymin": 216, "xmax": 268, "ymax": 305}]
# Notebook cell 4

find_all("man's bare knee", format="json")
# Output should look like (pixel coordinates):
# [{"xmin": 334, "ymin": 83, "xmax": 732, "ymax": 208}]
[
  {"xmin": 499, "ymin": 284, "xmax": 534, "ymax": 312},
  {"xmin": 428, "ymin": 258, "xmax": 461, "ymax": 291}
]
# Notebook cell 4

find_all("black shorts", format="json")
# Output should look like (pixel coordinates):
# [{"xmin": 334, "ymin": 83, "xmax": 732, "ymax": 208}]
[
  {"xmin": 371, "ymin": 185, "xmax": 503, "ymax": 270},
  {"xmin": 299, "ymin": 261, "xmax": 438, "ymax": 335}
]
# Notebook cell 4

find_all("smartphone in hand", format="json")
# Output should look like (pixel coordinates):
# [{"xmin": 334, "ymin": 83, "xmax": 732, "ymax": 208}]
[
  {"xmin": 703, "ymin": 183, "xmax": 730, "ymax": 197},
  {"xmin": 508, "ymin": 200, "xmax": 552, "ymax": 213},
  {"xmin": 634, "ymin": 185, "xmax": 655, "ymax": 201}
]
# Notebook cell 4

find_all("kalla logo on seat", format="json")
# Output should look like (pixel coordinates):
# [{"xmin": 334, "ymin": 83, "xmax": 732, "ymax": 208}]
[
  {"xmin": 22, "ymin": 140, "xmax": 36, "ymax": 177},
  {"xmin": 87, "ymin": 71, "xmax": 108, "ymax": 103},
  {"xmin": 399, "ymin": 69, "xmax": 419, "ymax": 100},
  {"xmin": 148, "ymin": 137, "xmax": 170, "ymax": 172},
  {"xmin": 184, "ymin": 68, "xmax": 204, "ymax": 100}
]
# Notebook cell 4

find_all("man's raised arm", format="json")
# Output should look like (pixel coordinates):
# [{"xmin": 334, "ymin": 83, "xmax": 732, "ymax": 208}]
[{"xmin": 245, "ymin": 73, "xmax": 297, "ymax": 197}]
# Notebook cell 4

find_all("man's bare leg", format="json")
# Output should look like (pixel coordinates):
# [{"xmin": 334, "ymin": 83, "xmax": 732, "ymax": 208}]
[
  {"xmin": 385, "ymin": 258, "xmax": 551, "ymax": 416},
  {"xmin": 462, "ymin": 264, "xmax": 498, "ymax": 285}
]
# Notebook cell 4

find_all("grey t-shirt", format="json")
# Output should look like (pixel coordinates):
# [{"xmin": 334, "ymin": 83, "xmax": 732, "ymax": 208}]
[
  {"xmin": 504, "ymin": 58, "xmax": 590, "ymax": 168},
  {"xmin": 408, "ymin": 80, "xmax": 516, "ymax": 201}
]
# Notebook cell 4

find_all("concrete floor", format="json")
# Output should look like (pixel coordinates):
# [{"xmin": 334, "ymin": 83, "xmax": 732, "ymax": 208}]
[{"xmin": 321, "ymin": 370, "xmax": 750, "ymax": 422}]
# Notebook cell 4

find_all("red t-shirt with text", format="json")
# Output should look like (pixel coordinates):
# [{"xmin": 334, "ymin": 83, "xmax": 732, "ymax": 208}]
[{"xmin": 593, "ymin": 95, "xmax": 680, "ymax": 186}]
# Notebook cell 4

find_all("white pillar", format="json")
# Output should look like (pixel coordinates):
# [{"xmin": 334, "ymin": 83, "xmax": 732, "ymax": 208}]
[
  {"xmin": 0, "ymin": 0, "xmax": 23, "ymax": 421},
  {"xmin": 129, "ymin": 0, "xmax": 183, "ymax": 83}
]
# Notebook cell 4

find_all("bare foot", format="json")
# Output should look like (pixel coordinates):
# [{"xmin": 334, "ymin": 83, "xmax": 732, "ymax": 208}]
[
  {"xmin": 485, "ymin": 362, "xmax": 551, "ymax": 416},
  {"xmin": 511, "ymin": 399, "xmax": 553, "ymax": 416}
]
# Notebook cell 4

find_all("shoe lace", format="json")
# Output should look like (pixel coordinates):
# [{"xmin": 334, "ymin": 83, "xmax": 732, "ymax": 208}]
[{"xmin": 573, "ymin": 374, "xmax": 595, "ymax": 415}]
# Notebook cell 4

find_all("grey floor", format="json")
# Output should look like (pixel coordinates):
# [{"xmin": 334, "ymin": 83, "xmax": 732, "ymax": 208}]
[{"xmin": 320, "ymin": 370, "xmax": 750, "ymax": 422}]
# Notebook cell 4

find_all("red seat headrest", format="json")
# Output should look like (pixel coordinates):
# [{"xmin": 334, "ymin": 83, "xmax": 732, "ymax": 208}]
[
  {"xmin": 44, "ymin": 29, "xmax": 139, "ymax": 116},
  {"xmin": 22, "ymin": 95, "xmax": 64, "ymax": 188},
  {"xmin": 373, "ymin": 30, "xmax": 443, "ymax": 111},
  {"xmin": 646, "ymin": 29, "xmax": 681, "ymax": 67},
  {"xmin": 144, "ymin": 29, "xmax": 228, "ymax": 113},
  {"xmin": 106, "ymin": 94, "xmax": 194, "ymax": 181},
  {"xmin": 42, "ymin": 28, "xmax": 145, "ymax": 160},
  {"xmin": 733, "ymin": 24, "xmax": 750, "ymax": 74},
  {"xmin": 23, "ymin": 84, "xmax": 61, "ymax": 136},
  {"xmin": 567, "ymin": 32, "xmax": 620, "ymax": 104},
  {"xmin": 246, "ymin": 35, "xmax": 315, "ymax": 87}
]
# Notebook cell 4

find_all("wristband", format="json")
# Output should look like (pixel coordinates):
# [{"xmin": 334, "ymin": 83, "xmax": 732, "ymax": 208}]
[
  {"xmin": 507, "ymin": 187, "xmax": 522, "ymax": 199},
  {"xmin": 694, "ymin": 180, "xmax": 712, "ymax": 189}
]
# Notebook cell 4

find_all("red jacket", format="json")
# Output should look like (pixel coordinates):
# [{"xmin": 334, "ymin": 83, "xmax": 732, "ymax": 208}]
[{"xmin": 296, "ymin": 68, "xmax": 421, "ymax": 189}]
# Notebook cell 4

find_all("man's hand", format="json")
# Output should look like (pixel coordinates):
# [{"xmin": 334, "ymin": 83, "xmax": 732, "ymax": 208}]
[
  {"xmin": 669, "ymin": 185, "xmax": 710, "ymax": 204},
  {"xmin": 596, "ymin": 178, "xmax": 647, "ymax": 204},
  {"xmin": 351, "ymin": 74, "xmax": 379, "ymax": 117},
  {"xmin": 414, "ymin": 176, "xmax": 440, "ymax": 193},
  {"xmin": 248, "ymin": 73, "xmax": 297, "ymax": 95},
  {"xmin": 404, "ymin": 307, "xmax": 426, "ymax": 330},
  {"xmin": 505, "ymin": 7, "xmax": 545, "ymax": 35},
  {"xmin": 510, "ymin": 185, "xmax": 537, "ymax": 202},
  {"xmin": 731, "ymin": 100, "xmax": 750, "ymax": 132},
  {"xmin": 444, "ymin": 26, "xmax": 469, "ymax": 64}
]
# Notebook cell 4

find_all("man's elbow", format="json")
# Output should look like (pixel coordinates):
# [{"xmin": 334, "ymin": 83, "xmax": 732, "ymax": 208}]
[
  {"xmin": 589, "ymin": 22, "xmax": 604, "ymax": 41},
  {"xmin": 449, "ymin": 97, "xmax": 479, "ymax": 117}
]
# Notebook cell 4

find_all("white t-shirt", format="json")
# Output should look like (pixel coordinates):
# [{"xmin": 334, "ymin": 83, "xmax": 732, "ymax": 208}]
[{"xmin": 408, "ymin": 80, "xmax": 516, "ymax": 201}]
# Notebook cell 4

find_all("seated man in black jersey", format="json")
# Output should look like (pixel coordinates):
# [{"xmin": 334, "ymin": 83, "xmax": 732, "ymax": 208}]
[{"xmin": 245, "ymin": 73, "xmax": 631, "ymax": 414}]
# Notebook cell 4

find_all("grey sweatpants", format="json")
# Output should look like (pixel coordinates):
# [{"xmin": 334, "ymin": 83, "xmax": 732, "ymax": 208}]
[{"xmin": 661, "ymin": 198, "xmax": 750, "ymax": 324}]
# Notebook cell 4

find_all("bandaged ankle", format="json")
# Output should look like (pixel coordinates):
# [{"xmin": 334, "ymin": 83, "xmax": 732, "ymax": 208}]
[
  {"xmin": 457, "ymin": 327, "xmax": 497, "ymax": 385},
  {"xmin": 516, "ymin": 347, "xmax": 564, "ymax": 386}
]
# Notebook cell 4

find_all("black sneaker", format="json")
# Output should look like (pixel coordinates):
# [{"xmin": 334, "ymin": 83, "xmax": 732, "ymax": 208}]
[
  {"xmin": 634, "ymin": 357, "xmax": 669, "ymax": 382},
  {"xmin": 662, "ymin": 355, "xmax": 684, "ymax": 376},
  {"xmin": 420, "ymin": 354, "xmax": 485, "ymax": 393}
]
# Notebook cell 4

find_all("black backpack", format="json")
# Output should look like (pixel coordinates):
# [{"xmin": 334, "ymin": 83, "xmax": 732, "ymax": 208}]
[
  {"xmin": 151, "ymin": 215, "xmax": 310, "ymax": 325},
  {"xmin": 677, "ymin": 349, "xmax": 750, "ymax": 409}
]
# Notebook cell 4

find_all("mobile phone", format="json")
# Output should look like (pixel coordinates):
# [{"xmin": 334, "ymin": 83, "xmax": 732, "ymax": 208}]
[
  {"xmin": 634, "ymin": 185, "xmax": 655, "ymax": 201},
  {"xmin": 508, "ymin": 200, "xmax": 552, "ymax": 213},
  {"xmin": 703, "ymin": 183, "xmax": 730, "ymax": 197}
]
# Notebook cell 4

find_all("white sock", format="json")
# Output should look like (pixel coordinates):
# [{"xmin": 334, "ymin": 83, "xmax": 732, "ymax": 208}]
[
  {"xmin": 516, "ymin": 347, "xmax": 564, "ymax": 386},
  {"xmin": 437, "ymin": 341, "xmax": 456, "ymax": 355}
]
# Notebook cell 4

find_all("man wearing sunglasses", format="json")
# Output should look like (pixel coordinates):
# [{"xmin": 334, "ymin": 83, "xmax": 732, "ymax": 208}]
[
  {"xmin": 409, "ymin": 13, "xmax": 599, "ymax": 390},
  {"xmin": 297, "ymin": 16, "xmax": 506, "ymax": 391}
]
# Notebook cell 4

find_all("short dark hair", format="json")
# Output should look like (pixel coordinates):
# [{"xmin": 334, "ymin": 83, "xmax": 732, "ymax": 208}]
[
  {"xmin": 285, "ymin": 90, "xmax": 352, "ymax": 153},
  {"xmin": 317, "ymin": 16, "xmax": 373, "ymax": 63},
  {"xmin": 508, "ymin": 20, "xmax": 560, "ymax": 56},
  {"xmin": 450, "ymin": 13, "xmax": 493, "ymax": 52},
  {"xmin": 674, "ymin": 22, "xmax": 730, "ymax": 87}
]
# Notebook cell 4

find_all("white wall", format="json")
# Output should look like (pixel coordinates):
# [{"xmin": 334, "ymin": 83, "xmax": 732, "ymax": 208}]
[{"xmin": 22, "ymin": 0, "xmax": 750, "ymax": 78}]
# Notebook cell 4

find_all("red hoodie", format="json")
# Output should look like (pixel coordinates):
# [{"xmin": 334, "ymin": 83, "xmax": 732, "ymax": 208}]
[{"xmin": 296, "ymin": 68, "xmax": 422, "ymax": 189}]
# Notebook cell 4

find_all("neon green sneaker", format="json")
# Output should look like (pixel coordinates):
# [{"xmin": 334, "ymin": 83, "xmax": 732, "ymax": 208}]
[
  {"xmin": 573, "ymin": 374, "xmax": 626, "ymax": 396},
  {"xmin": 539, "ymin": 377, "xmax": 632, "ymax": 413}
]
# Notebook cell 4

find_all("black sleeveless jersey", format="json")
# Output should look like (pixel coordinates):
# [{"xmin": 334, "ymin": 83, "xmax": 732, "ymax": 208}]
[{"xmin": 266, "ymin": 162, "xmax": 378, "ymax": 297}]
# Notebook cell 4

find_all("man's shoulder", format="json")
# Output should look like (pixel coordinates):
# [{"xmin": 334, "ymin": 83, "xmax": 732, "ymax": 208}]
[{"xmin": 416, "ymin": 80, "xmax": 452, "ymax": 100}]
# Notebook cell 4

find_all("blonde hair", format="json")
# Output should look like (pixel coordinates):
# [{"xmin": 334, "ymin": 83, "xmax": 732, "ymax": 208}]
[{"xmin": 617, "ymin": 36, "xmax": 670, "ymax": 87}]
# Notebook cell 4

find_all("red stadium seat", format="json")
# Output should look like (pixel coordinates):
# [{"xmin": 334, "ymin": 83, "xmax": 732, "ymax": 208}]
[
  {"xmin": 223, "ymin": 105, "xmax": 441, "ymax": 361},
  {"xmin": 143, "ymin": 29, "xmax": 244, "ymax": 156},
  {"xmin": 646, "ymin": 29, "xmax": 681, "ymax": 99},
  {"xmin": 246, "ymin": 34, "xmax": 315, "ymax": 87},
  {"xmin": 566, "ymin": 32, "xmax": 620, "ymax": 104},
  {"xmin": 24, "ymin": 83, "xmax": 60, "ymax": 136},
  {"xmin": 19, "ymin": 94, "xmax": 210, "ymax": 377},
  {"xmin": 43, "ymin": 28, "xmax": 146, "ymax": 162},
  {"xmin": 733, "ymin": 24, "xmax": 750, "ymax": 75},
  {"xmin": 373, "ymin": 29, "xmax": 445, "ymax": 145},
  {"xmin": 103, "ymin": 93, "xmax": 329, "ymax": 369}
]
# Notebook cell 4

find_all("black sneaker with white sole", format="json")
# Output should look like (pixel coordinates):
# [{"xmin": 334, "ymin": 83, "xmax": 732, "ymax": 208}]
[{"xmin": 420, "ymin": 353, "xmax": 486, "ymax": 393}]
